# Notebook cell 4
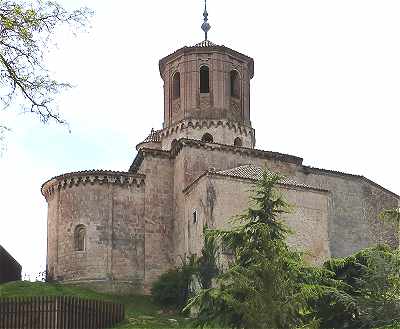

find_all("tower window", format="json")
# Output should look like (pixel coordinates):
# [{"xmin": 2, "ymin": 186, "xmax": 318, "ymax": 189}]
[
  {"xmin": 202, "ymin": 133, "xmax": 213, "ymax": 143},
  {"xmin": 173, "ymin": 72, "xmax": 180, "ymax": 99},
  {"xmin": 193, "ymin": 210, "xmax": 197, "ymax": 224},
  {"xmin": 200, "ymin": 66, "xmax": 210, "ymax": 93},
  {"xmin": 234, "ymin": 137, "xmax": 243, "ymax": 147},
  {"xmin": 74, "ymin": 225, "xmax": 86, "ymax": 252},
  {"xmin": 230, "ymin": 70, "xmax": 240, "ymax": 98},
  {"xmin": 171, "ymin": 139, "xmax": 178, "ymax": 150}
]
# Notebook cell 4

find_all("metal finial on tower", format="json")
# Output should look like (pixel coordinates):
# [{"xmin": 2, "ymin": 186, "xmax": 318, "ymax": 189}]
[{"xmin": 201, "ymin": 0, "xmax": 211, "ymax": 40}]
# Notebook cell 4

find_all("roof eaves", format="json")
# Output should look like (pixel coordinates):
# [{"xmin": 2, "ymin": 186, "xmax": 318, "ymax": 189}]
[
  {"xmin": 211, "ymin": 171, "xmax": 329, "ymax": 193},
  {"xmin": 183, "ymin": 167, "xmax": 329, "ymax": 195},
  {"xmin": 42, "ymin": 170, "xmax": 146, "ymax": 191},
  {"xmin": 176, "ymin": 138, "xmax": 303, "ymax": 165},
  {"xmin": 303, "ymin": 166, "xmax": 399, "ymax": 199}
]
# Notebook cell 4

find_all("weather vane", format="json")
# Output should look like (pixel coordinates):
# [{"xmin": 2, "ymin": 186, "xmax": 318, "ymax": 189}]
[{"xmin": 201, "ymin": 0, "xmax": 211, "ymax": 40}]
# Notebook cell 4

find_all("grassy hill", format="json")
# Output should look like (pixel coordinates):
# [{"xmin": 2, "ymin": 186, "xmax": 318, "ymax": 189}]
[{"xmin": 0, "ymin": 281, "xmax": 195, "ymax": 329}]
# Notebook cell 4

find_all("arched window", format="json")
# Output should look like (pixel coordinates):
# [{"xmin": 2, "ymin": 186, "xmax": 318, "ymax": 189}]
[
  {"xmin": 171, "ymin": 139, "xmax": 178, "ymax": 150},
  {"xmin": 74, "ymin": 225, "xmax": 86, "ymax": 252},
  {"xmin": 200, "ymin": 66, "xmax": 210, "ymax": 93},
  {"xmin": 202, "ymin": 133, "xmax": 213, "ymax": 143},
  {"xmin": 230, "ymin": 70, "xmax": 240, "ymax": 98},
  {"xmin": 234, "ymin": 137, "xmax": 243, "ymax": 147},
  {"xmin": 173, "ymin": 72, "xmax": 180, "ymax": 99}
]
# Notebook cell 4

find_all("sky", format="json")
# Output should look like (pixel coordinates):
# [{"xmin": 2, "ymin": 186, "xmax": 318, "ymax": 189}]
[{"xmin": 0, "ymin": 0, "xmax": 399, "ymax": 278}]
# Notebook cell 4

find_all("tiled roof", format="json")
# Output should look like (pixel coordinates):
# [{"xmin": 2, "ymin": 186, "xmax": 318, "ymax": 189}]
[
  {"xmin": 143, "ymin": 129, "xmax": 161, "ymax": 143},
  {"xmin": 216, "ymin": 165, "xmax": 322, "ymax": 190},
  {"xmin": 192, "ymin": 40, "xmax": 218, "ymax": 48}
]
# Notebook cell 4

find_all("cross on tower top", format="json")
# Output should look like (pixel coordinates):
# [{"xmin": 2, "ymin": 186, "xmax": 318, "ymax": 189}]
[{"xmin": 201, "ymin": 0, "xmax": 211, "ymax": 40}]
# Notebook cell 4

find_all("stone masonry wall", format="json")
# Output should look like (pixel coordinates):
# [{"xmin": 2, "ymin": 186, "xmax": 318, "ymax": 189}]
[
  {"xmin": 136, "ymin": 153, "xmax": 175, "ymax": 293},
  {"xmin": 160, "ymin": 120, "xmax": 254, "ymax": 151},
  {"xmin": 111, "ymin": 184, "xmax": 145, "ymax": 289},
  {"xmin": 180, "ymin": 143, "xmax": 300, "ymax": 189},
  {"xmin": 45, "ymin": 174, "xmax": 145, "ymax": 294},
  {"xmin": 161, "ymin": 50, "xmax": 252, "ymax": 128},
  {"xmin": 46, "ymin": 188, "xmax": 59, "ymax": 280},
  {"xmin": 184, "ymin": 174, "xmax": 330, "ymax": 264},
  {"xmin": 295, "ymin": 169, "xmax": 399, "ymax": 257},
  {"xmin": 171, "ymin": 144, "xmax": 301, "ymax": 261}
]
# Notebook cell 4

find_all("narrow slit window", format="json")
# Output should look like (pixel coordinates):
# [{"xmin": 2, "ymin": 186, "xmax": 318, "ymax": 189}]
[
  {"xmin": 173, "ymin": 72, "xmax": 180, "ymax": 99},
  {"xmin": 193, "ymin": 211, "xmax": 197, "ymax": 224},
  {"xmin": 230, "ymin": 70, "xmax": 240, "ymax": 98},
  {"xmin": 200, "ymin": 66, "xmax": 210, "ymax": 93}
]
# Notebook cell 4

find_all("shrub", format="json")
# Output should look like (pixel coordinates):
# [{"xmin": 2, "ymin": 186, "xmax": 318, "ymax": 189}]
[{"xmin": 151, "ymin": 256, "xmax": 197, "ymax": 311}]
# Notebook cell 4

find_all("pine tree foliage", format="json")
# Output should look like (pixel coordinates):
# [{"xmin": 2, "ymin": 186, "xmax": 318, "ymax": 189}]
[
  {"xmin": 197, "ymin": 228, "xmax": 219, "ymax": 290},
  {"xmin": 186, "ymin": 170, "xmax": 344, "ymax": 329},
  {"xmin": 314, "ymin": 245, "xmax": 400, "ymax": 329}
]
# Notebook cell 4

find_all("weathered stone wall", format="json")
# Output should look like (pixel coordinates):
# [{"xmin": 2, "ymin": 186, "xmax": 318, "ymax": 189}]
[
  {"xmin": 184, "ymin": 174, "xmax": 330, "ymax": 264},
  {"xmin": 295, "ymin": 168, "xmax": 399, "ymax": 257},
  {"xmin": 43, "ymin": 172, "xmax": 145, "ymax": 294},
  {"xmin": 160, "ymin": 47, "xmax": 253, "ymax": 128},
  {"xmin": 170, "ymin": 143, "xmax": 302, "ymax": 262},
  {"xmin": 111, "ymin": 184, "xmax": 145, "ymax": 288},
  {"xmin": 53, "ymin": 184, "xmax": 111, "ymax": 282},
  {"xmin": 46, "ymin": 186, "xmax": 59, "ymax": 280},
  {"xmin": 172, "ymin": 147, "xmax": 190, "ymax": 264},
  {"xmin": 159, "ymin": 119, "xmax": 254, "ymax": 150},
  {"xmin": 136, "ymin": 153, "xmax": 175, "ymax": 293},
  {"xmin": 177, "ymin": 141, "xmax": 301, "ymax": 188}
]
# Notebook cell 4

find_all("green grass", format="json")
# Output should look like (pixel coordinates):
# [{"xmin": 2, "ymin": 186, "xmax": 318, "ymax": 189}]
[{"xmin": 0, "ymin": 281, "xmax": 196, "ymax": 329}]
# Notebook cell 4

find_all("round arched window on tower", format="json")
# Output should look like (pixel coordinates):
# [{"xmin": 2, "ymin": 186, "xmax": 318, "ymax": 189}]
[
  {"xmin": 234, "ymin": 137, "xmax": 243, "ymax": 147},
  {"xmin": 202, "ymin": 133, "xmax": 214, "ymax": 143},
  {"xmin": 171, "ymin": 139, "xmax": 178, "ymax": 150},
  {"xmin": 200, "ymin": 66, "xmax": 210, "ymax": 93},
  {"xmin": 74, "ymin": 225, "xmax": 86, "ymax": 252},
  {"xmin": 230, "ymin": 70, "xmax": 240, "ymax": 98},
  {"xmin": 173, "ymin": 72, "xmax": 181, "ymax": 99}
]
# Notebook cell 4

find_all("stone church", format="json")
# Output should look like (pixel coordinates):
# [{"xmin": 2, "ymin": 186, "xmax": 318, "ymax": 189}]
[{"xmin": 41, "ymin": 6, "xmax": 399, "ymax": 294}]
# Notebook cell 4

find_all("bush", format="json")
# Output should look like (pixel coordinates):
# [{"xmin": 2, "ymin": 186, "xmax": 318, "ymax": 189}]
[{"xmin": 151, "ymin": 256, "xmax": 197, "ymax": 311}]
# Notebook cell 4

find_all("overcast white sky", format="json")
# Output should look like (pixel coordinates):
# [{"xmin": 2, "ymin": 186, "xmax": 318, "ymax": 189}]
[{"xmin": 0, "ymin": 0, "xmax": 399, "ymax": 278}]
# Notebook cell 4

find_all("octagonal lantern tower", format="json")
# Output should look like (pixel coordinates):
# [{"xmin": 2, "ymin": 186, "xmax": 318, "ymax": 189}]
[{"xmin": 137, "ymin": 40, "xmax": 255, "ymax": 151}]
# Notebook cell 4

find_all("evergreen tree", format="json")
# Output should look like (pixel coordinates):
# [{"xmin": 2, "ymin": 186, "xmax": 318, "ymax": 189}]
[
  {"xmin": 314, "ymin": 245, "xmax": 400, "ymax": 329},
  {"xmin": 186, "ymin": 170, "xmax": 340, "ymax": 329}
]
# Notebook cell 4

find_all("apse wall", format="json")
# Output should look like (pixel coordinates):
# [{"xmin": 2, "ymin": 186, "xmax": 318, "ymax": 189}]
[{"xmin": 42, "ymin": 171, "xmax": 146, "ymax": 294}]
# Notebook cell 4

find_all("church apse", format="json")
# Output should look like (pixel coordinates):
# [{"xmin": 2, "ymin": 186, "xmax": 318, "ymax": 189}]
[{"xmin": 42, "ymin": 171, "xmax": 146, "ymax": 294}]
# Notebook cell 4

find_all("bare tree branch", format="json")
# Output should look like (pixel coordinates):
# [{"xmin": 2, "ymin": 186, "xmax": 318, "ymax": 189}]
[{"xmin": 0, "ymin": 0, "xmax": 93, "ymax": 125}]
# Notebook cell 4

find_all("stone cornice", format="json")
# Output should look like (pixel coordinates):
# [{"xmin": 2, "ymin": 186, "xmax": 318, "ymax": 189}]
[
  {"xmin": 129, "ymin": 149, "xmax": 171, "ymax": 173},
  {"xmin": 41, "ymin": 170, "xmax": 145, "ymax": 201},
  {"xmin": 302, "ymin": 166, "xmax": 400, "ymax": 199},
  {"xmin": 183, "ymin": 170, "xmax": 329, "ymax": 195},
  {"xmin": 172, "ymin": 138, "xmax": 303, "ymax": 165},
  {"xmin": 160, "ymin": 118, "xmax": 254, "ymax": 139},
  {"xmin": 129, "ymin": 138, "xmax": 303, "ymax": 173},
  {"xmin": 159, "ymin": 44, "xmax": 254, "ymax": 78}
]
